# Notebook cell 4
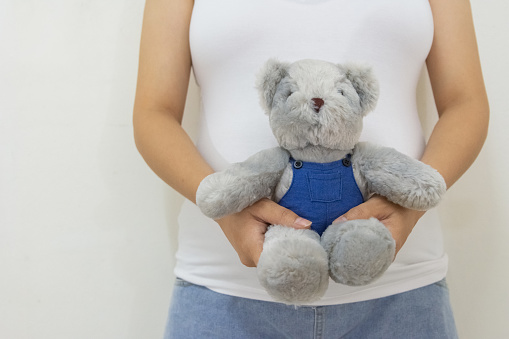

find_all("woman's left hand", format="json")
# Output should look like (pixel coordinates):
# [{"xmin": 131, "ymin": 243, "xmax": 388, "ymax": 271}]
[{"xmin": 333, "ymin": 195, "xmax": 425, "ymax": 256}]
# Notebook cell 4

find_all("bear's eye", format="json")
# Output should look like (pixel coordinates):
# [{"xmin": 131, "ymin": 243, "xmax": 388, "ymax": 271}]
[{"xmin": 337, "ymin": 89, "xmax": 344, "ymax": 96}]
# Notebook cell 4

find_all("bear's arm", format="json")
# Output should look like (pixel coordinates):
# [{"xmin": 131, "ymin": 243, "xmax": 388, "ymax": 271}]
[
  {"xmin": 352, "ymin": 142, "xmax": 446, "ymax": 210},
  {"xmin": 196, "ymin": 147, "xmax": 290, "ymax": 219}
]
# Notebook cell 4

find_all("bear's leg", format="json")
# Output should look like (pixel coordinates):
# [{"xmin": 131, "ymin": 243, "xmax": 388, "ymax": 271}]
[
  {"xmin": 257, "ymin": 225, "xmax": 329, "ymax": 305},
  {"xmin": 321, "ymin": 218, "xmax": 395, "ymax": 286}
]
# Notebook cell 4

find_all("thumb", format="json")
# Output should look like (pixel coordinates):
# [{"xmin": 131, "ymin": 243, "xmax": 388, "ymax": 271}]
[
  {"xmin": 333, "ymin": 204, "xmax": 372, "ymax": 224},
  {"xmin": 252, "ymin": 199, "xmax": 312, "ymax": 229}
]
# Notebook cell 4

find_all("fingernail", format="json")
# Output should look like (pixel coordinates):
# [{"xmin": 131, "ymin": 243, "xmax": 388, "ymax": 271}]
[
  {"xmin": 333, "ymin": 216, "xmax": 348, "ymax": 224},
  {"xmin": 294, "ymin": 217, "xmax": 312, "ymax": 228}
]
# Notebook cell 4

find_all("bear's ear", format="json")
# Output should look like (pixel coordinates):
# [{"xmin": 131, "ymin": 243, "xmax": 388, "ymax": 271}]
[
  {"xmin": 340, "ymin": 63, "xmax": 379, "ymax": 116},
  {"xmin": 256, "ymin": 59, "xmax": 290, "ymax": 114}
]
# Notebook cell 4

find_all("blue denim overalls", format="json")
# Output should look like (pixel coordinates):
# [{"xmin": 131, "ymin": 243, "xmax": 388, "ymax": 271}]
[{"xmin": 278, "ymin": 155, "xmax": 365, "ymax": 236}]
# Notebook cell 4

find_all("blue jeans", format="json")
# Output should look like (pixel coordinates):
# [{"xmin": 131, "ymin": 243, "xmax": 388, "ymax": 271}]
[{"xmin": 164, "ymin": 278, "xmax": 457, "ymax": 339}]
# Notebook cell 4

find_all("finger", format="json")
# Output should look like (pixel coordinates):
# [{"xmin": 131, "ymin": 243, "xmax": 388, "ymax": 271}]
[
  {"xmin": 249, "ymin": 224, "xmax": 266, "ymax": 267},
  {"xmin": 333, "ymin": 202, "xmax": 373, "ymax": 224},
  {"xmin": 236, "ymin": 223, "xmax": 265, "ymax": 268},
  {"xmin": 251, "ymin": 243, "xmax": 263, "ymax": 267},
  {"xmin": 252, "ymin": 199, "xmax": 312, "ymax": 229}
]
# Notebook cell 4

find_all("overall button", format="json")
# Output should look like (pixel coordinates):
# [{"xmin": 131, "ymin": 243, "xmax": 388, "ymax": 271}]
[
  {"xmin": 342, "ymin": 158, "xmax": 351, "ymax": 167},
  {"xmin": 294, "ymin": 160, "xmax": 303, "ymax": 169}
]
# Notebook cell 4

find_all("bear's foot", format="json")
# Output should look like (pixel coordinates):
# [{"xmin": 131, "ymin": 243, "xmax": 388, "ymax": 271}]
[
  {"xmin": 257, "ymin": 225, "xmax": 329, "ymax": 305},
  {"xmin": 321, "ymin": 218, "xmax": 395, "ymax": 286}
]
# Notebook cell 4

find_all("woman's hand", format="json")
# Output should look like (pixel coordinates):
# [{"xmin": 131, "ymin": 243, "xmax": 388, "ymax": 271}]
[
  {"xmin": 216, "ymin": 198, "xmax": 312, "ymax": 267},
  {"xmin": 334, "ymin": 195, "xmax": 425, "ymax": 256}
]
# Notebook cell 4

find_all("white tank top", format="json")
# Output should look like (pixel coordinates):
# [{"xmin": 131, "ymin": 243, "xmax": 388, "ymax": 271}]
[{"xmin": 174, "ymin": 0, "xmax": 448, "ymax": 305}]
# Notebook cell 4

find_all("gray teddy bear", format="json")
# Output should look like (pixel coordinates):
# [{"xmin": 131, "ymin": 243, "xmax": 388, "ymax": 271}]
[{"xmin": 196, "ymin": 59, "xmax": 446, "ymax": 305}]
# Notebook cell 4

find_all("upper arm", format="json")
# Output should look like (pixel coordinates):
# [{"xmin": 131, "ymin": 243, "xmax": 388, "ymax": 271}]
[
  {"xmin": 426, "ymin": 0, "xmax": 489, "ymax": 115},
  {"xmin": 133, "ymin": 0, "xmax": 194, "ymax": 123}
]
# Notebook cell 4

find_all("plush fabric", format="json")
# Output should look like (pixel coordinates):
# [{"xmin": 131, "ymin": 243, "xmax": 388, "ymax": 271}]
[
  {"xmin": 196, "ymin": 147, "xmax": 290, "ymax": 220},
  {"xmin": 257, "ymin": 225, "xmax": 329, "ymax": 304},
  {"xmin": 353, "ymin": 142, "xmax": 447, "ymax": 210},
  {"xmin": 321, "ymin": 218, "xmax": 396, "ymax": 286},
  {"xmin": 196, "ymin": 59, "xmax": 446, "ymax": 305}
]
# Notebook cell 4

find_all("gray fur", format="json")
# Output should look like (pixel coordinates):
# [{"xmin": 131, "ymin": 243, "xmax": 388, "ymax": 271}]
[
  {"xmin": 256, "ymin": 59, "xmax": 290, "ymax": 114},
  {"xmin": 273, "ymin": 163, "xmax": 293, "ymax": 203},
  {"xmin": 321, "ymin": 218, "xmax": 395, "ymax": 286},
  {"xmin": 352, "ymin": 142, "xmax": 446, "ymax": 210},
  {"xmin": 288, "ymin": 146, "xmax": 351, "ymax": 164},
  {"xmin": 339, "ymin": 63, "xmax": 379, "ymax": 115},
  {"xmin": 257, "ymin": 225, "xmax": 329, "ymax": 304},
  {"xmin": 196, "ymin": 147, "xmax": 290, "ymax": 219},
  {"xmin": 352, "ymin": 161, "xmax": 371, "ymax": 201},
  {"xmin": 196, "ymin": 58, "xmax": 446, "ymax": 305},
  {"xmin": 257, "ymin": 59, "xmax": 379, "ymax": 153}
]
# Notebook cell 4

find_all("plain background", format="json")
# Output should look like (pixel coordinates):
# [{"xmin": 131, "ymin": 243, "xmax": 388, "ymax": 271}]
[{"xmin": 1, "ymin": 1, "xmax": 508, "ymax": 338}]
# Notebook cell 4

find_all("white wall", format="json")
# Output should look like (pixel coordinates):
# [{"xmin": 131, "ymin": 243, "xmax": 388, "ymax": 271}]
[
  {"xmin": 0, "ymin": 1, "xmax": 507, "ymax": 338},
  {"xmin": 1, "ymin": 1, "xmax": 176, "ymax": 338}
]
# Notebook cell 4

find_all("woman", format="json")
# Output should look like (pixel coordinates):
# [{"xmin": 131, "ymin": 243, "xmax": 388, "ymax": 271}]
[{"xmin": 133, "ymin": 0, "xmax": 489, "ymax": 337}]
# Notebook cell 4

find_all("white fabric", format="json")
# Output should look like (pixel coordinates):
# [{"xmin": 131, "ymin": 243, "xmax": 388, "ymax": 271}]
[{"xmin": 174, "ymin": 0, "xmax": 448, "ymax": 305}]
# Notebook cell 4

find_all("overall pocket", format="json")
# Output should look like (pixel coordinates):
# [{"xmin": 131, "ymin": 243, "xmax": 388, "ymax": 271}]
[{"xmin": 307, "ymin": 171, "xmax": 342, "ymax": 202}]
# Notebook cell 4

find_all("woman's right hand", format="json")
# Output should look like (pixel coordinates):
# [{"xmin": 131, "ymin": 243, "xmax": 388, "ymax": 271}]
[{"xmin": 216, "ymin": 198, "xmax": 312, "ymax": 267}]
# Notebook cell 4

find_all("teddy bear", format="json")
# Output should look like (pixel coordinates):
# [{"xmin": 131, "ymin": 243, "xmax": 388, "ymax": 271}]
[{"xmin": 196, "ymin": 59, "xmax": 446, "ymax": 305}]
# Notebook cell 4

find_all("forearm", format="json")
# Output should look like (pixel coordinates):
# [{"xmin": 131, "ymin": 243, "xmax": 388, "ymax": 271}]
[
  {"xmin": 423, "ymin": 0, "xmax": 489, "ymax": 189},
  {"xmin": 133, "ymin": 109, "xmax": 214, "ymax": 203},
  {"xmin": 132, "ymin": 0, "xmax": 202, "ymax": 201},
  {"xmin": 420, "ymin": 99, "xmax": 489, "ymax": 189}
]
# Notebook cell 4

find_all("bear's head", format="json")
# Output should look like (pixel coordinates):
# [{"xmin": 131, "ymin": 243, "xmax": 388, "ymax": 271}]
[{"xmin": 256, "ymin": 59, "xmax": 379, "ymax": 154}]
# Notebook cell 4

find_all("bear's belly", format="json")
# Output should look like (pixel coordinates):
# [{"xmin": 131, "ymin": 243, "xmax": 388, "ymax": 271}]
[{"xmin": 275, "ymin": 160, "xmax": 365, "ymax": 236}]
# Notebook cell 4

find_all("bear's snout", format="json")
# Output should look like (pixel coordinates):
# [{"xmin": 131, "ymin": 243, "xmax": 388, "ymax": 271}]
[{"xmin": 311, "ymin": 98, "xmax": 324, "ymax": 113}]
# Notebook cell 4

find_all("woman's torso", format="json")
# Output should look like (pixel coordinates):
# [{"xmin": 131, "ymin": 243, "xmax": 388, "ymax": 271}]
[{"xmin": 174, "ymin": 0, "xmax": 448, "ymax": 305}]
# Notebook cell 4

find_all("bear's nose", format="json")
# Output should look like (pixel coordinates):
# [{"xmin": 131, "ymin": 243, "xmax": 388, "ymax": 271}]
[{"xmin": 311, "ymin": 98, "xmax": 324, "ymax": 113}]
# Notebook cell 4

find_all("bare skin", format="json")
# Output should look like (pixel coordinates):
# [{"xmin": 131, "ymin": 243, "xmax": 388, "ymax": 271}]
[{"xmin": 133, "ymin": 0, "xmax": 489, "ymax": 267}]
